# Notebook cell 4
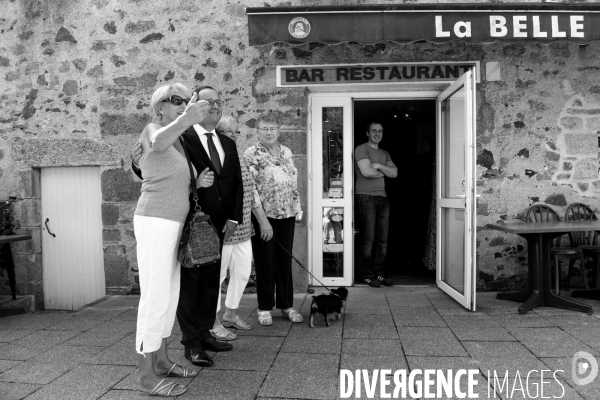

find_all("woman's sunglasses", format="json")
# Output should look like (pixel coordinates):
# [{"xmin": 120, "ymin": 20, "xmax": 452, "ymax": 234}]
[{"xmin": 162, "ymin": 95, "xmax": 190, "ymax": 106}]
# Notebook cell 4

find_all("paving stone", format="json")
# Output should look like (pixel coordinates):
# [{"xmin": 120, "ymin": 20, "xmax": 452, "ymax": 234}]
[
  {"xmin": 511, "ymin": 327, "xmax": 598, "ymax": 358},
  {"xmin": 98, "ymin": 389, "xmax": 142, "ymax": 400},
  {"xmin": 0, "ymin": 313, "xmax": 71, "ymax": 330},
  {"xmin": 31, "ymin": 345, "xmax": 104, "ymax": 366},
  {"xmin": 0, "ymin": 344, "xmax": 40, "ymax": 361},
  {"xmin": 45, "ymin": 314, "xmax": 106, "ymax": 332},
  {"xmin": 494, "ymin": 314, "xmax": 557, "ymax": 330},
  {"xmin": 341, "ymin": 353, "xmax": 408, "ymax": 371},
  {"xmin": 406, "ymin": 356, "xmax": 479, "ymax": 372},
  {"xmin": 0, "ymin": 382, "xmax": 42, "ymax": 400},
  {"xmin": 0, "ymin": 360, "xmax": 21, "ymax": 373},
  {"xmin": 281, "ymin": 330, "xmax": 341, "ymax": 354},
  {"xmin": 534, "ymin": 307, "xmax": 593, "ymax": 316},
  {"xmin": 462, "ymin": 341, "xmax": 537, "ymax": 359},
  {"xmin": 12, "ymin": 330, "xmax": 79, "ymax": 349},
  {"xmin": 560, "ymin": 325, "xmax": 600, "ymax": 350},
  {"xmin": 212, "ymin": 347, "xmax": 279, "ymax": 371},
  {"xmin": 342, "ymin": 339, "xmax": 403, "ymax": 356},
  {"xmin": 476, "ymin": 357, "xmax": 551, "ymax": 378},
  {"xmin": 0, "ymin": 360, "xmax": 72, "ymax": 384},
  {"xmin": 66, "ymin": 320, "xmax": 135, "ymax": 346},
  {"xmin": 86, "ymin": 334, "xmax": 137, "ymax": 366},
  {"xmin": 391, "ymin": 306, "xmax": 447, "ymax": 327},
  {"xmin": 541, "ymin": 357, "xmax": 600, "ymax": 400},
  {"xmin": 443, "ymin": 315, "xmax": 502, "ymax": 329},
  {"xmin": 542, "ymin": 314, "xmax": 600, "ymax": 327},
  {"xmin": 452, "ymin": 326, "xmax": 516, "ymax": 341},
  {"xmin": 259, "ymin": 353, "xmax": 338, "ymax": 399},
  {"xmin": 0, "ymin": 330, "xmax": 35, "ymax": 343},
  {"xmin": 496, "ymin": 378, "xmax": 584, "ymax": 400},
  {"xmin": 112, "ymin": 309, "xmax": 138, "ymax": 321},
  {"xmin": 288, "ymin": 324, "xmax": 343, "ymax": 338},
  {"xmin": 23, "ymin": 364, "xmax": 134, "ymax": 400},
  {"xmin": 399, "ymin": 327, "xmax": 467, "ymax": 356},
  {"xmin": 386, "ymin": 293, "xmax": 433, "ymax": 307},
  {"xmin": 343, "ymin": 314, "xmax": 398, "ymax": 339},
  {"xmin": 426, "ymin": 294, "xmax": 472, "ymax": 315},
  {"xmin": 71, "ymin": 308, "xmax": 129, "ymax": 321},
  {"xmin": 91, "ymin": 295, "xmax": 140, "ymax": 309},
  {"xmin": 186, "ymin": 369, "xmax": 266, "ymax": 399},
  {"xmin": 344, "ymin": 297, "xmax": 390, "ymax": 314}
]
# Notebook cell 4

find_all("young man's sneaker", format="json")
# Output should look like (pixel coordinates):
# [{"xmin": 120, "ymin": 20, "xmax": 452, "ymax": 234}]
[
  {"xmin": 377, "ymin": 275, "xmax": 393, "ymax": 286},
  {"xmin": 363, "ymin": 277, "xmax": 382, "ymax": 287}
]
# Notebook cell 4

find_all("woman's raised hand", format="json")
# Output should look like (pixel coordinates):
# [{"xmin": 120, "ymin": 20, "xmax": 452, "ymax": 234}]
[
  {"xmin": 181, "ymin": 92, "xmax": 210, "ymax": 126},
  {"xmin": 197, "ymin": 167, "xmax": 215, "ymax": 188}
]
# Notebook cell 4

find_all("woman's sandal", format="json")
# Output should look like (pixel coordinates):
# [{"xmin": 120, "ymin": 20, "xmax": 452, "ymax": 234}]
[
  {"xmin": 222, "ymin": 315, "xmax": 252, "ymax": 330},
  {"xmin": 164, "ymin": 363, "xmax": 197, "ymax": 378},
  {"xmin": 257, "ymin": 310, "xmax": 273, "ymax": 326},
  {"xmin": 139, "ymin": 378, "xmax": 186, "ymax": 397},
  {"xmin": 209, "ymin": 325, "xmax": 237, "ymax": 341},
  {"xmin": 281, "ymin": 308, "xmax": 304, "ymax": 323}
]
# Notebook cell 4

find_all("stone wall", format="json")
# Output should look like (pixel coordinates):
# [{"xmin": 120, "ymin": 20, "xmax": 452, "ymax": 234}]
[{"xmin": 1, "ymin": 0, "xmax": 599, "ymax": 303}]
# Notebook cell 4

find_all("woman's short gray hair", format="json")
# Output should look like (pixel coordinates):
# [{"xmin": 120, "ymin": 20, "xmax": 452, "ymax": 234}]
[
  {"xmin": 217, "ymin": 115, "xmax": 238, "ymax": 131},
  {"xmin": 150, "ymin": 83, "xmax": 192, "ymax": 120},
  {"xmin": 256, "ymin": 112, "xmax": 280, "ymax": 127}
]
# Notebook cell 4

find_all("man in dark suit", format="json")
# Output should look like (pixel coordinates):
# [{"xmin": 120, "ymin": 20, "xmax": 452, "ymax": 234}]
[{"xmin": 132, "ymin": 85, "xmax": 243, "ymax": 367}]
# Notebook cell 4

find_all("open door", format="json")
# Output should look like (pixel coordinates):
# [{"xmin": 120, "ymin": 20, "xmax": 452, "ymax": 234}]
[
  {"xmin": 436, "ymin": 70, "xmax": 477, "ymax": 311},
  {"xmin": 309, "ymin": 96, "xmax": 354, "ymax": 287}
]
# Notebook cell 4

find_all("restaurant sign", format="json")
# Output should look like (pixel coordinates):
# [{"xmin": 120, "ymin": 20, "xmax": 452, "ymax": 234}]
[
  {"xmin": 276, "ymin": 62, "xmax": 480, "ymax": 87},
  {"xmin": 247, "ymin": 5, "xmax": 600, "ymax": 46}
]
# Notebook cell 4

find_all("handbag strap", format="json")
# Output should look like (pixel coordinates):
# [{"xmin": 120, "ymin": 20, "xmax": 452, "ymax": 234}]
[{"xmin": 179, "ymin": 137, "xmax": 201, "ymax": 212}]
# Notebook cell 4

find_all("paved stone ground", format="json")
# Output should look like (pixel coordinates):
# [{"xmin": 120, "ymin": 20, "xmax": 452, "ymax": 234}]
[{"xmin": 1, "ymin": 286, "xmax": 600, "ymax": 400}]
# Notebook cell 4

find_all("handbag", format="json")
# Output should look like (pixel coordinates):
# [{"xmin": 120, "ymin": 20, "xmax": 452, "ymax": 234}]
[{"xmin": 178, "ymin": 137, "xmax": 221, "ymax": 268}]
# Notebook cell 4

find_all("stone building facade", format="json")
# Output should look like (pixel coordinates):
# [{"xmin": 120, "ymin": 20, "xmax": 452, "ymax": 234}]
[{"xmin": 1, "ymin": 0, "xmax": 599, "ymax": 308}]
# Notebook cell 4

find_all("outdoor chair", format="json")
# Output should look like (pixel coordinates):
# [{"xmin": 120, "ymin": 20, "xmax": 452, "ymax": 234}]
[
  {"xmin": 525, "ymin": 204, "xmax": 585, "ymax": 294},
  {"xmin": 565, "ymin": 203, "xmax": 600, "ymax": 290}
]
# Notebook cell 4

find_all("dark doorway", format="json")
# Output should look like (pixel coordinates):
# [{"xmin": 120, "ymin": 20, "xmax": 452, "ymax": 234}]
[{"xmin": 353, "ymin": 99, "xmax": 436, "ymax": 285}]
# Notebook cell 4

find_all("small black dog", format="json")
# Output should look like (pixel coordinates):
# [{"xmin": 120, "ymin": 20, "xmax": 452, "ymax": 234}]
[{"xmin": 309, "ymin": 287, "xmax": 349, "ymax": 328}]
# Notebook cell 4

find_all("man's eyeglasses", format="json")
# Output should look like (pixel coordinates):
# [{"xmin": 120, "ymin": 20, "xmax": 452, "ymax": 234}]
[
  {"xmin": 205, "ymin": 99, "xmax": 224, "ymax": 107},
  {"xmin": 258, "ymin": 127, "xmax": 278, "ymax": 133},
  {"xmin": 162, "ymin": 96, "xmax": 190, "ymax": 106}
]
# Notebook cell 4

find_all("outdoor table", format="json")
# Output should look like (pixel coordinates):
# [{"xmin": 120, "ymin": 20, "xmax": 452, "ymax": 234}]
[{"xmin": 486, "ymin": 220, "xmax": 600, "ymax": 315}]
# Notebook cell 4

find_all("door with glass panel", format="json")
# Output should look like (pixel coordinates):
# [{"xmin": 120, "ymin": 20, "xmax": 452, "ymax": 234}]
[
  {"xmin": 436, "ymin": 70, "xmax": 477, "ymax": 310},
  {"xmin": 310, "ymin": 96, "xmax": 353, "ymax": 287}
]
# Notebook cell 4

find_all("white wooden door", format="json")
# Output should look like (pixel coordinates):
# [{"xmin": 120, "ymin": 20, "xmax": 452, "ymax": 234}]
[
  {"xmin": 41, "ymin": 167, "xmax": 105, "ymax": 310},
  {"xmin": 436, "ymin": 70, "xmax": 477, "ymax": 311},
  {"xmin": 309, "ymin": 96, "xmax": 354, "ymax": 287}
]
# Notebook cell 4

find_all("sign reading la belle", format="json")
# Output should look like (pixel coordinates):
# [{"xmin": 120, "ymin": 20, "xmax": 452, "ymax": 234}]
[{"xmin": 277, "ymin": 62, "xmax": 479, "ymax": 87}]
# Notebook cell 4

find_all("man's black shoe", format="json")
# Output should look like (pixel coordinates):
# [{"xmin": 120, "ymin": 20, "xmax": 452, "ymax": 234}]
[
  {"xmin": 184, "ymin": 347, "xmax": 214, "ymax": 367},
  {"xmin": 200, "ymin": 337, "xmax": 233, "ymax": 352},
  {"xmin": 377, "ymin": 275, "xmax": 394, "ymax": 286},
  {"xmin": 363, "ymin": 277, "xmax": 382, "ymax": 287}
]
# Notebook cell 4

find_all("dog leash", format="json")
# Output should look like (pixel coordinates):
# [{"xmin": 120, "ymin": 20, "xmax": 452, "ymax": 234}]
[{"xmin": 271, "ymin": 236, "xmax": 340, "ymax": 298}]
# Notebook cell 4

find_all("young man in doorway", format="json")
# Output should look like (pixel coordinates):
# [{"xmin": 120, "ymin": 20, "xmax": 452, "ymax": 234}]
[{"xmin": 355, "ymin": 121, "xmax": 398, "ymax": 287}]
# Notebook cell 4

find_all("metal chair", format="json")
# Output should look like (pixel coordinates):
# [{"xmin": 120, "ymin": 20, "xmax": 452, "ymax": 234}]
[
  {"xmin": 526, "ymin": 204, "xmax": 585, "ymax": 293},
  {"xmin": 565, "ymin": 203, "xmax": 600, "ymax": 290}
]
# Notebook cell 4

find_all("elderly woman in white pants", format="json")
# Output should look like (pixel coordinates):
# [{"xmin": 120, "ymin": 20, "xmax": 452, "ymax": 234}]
[
  {"xmin": 134, "ymin": 83, "xmax": 214, "ymax": 396},
  {"xmin": 210, "ymin": 116, "xmax": 269, "ymax": 340}
]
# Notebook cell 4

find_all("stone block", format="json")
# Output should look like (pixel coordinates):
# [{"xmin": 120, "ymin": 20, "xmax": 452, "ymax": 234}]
[
  {"xmin": 12, "ymin": 226, "xmax": 42, "ymax": 254},
  {"xmin": 559, "ymin": 117, "xmax": 583, "ymax": 130},
  {"xmin": 564, "ymin": 133, "xmax": 597, "ymax": 155},
  {"xmin": 12, "ymin": 253, "xmax": 43, "ymax": 282},
  {"xmin": 544, "ymin": 193, "xmax": 567, "ymax": 206},
  {"xmin": 102, "ymin": 229, "xmax": 121, "ymax": 242},
  {"xmin": 12, "ymin": 199, "xmax": 41, "ymax": 227},
  {"xmin": 477, "ymin": 202, "xmax": 489, "ymax": 216},
  {"xmin": 294, "ymin": 156, "xmax": 307, "ymax": 217},
  {"xmin": 578, "ymin": 182, "xmax": 589, "ymax": 192},
  {"xmin": 573, "ymin": 158, "xmax": 599, "ymax": 179},
  {"xmin": 563, "ymin": 162, "xmax": 572, "ymax": 171},
  {"xmin": 278, "ymin": 129, "xmax": 306, "ymax": 155},
  {"xmin": 103, "ymin": 245, "xmax": 130, "ymax": 287},
  {"xmin": 101, "ymin": 169, "xmax": 142, "ymax": 202},
  {"xmin": 12, "ymin": 139, "xmax": 118, "ymax": 167},
  {"xmin": 18, "ymin": 168, "xmax": 41, "ymax": 199},
  {"xmin": 587, "ymin": 117, "xmax": 600, "ymax": 132},
  {"xmin": 101, "ymin": 203, "xmax": 119, "ymax": 225},
  {"xmin": 99, "ymin": 113, "xmax": 151, "ymax": 137}
]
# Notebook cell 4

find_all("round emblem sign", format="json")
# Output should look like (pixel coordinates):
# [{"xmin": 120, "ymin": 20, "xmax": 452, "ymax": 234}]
[{"xmin": 288, "ymin": 17, "xmax": 310, "ymax": 39}]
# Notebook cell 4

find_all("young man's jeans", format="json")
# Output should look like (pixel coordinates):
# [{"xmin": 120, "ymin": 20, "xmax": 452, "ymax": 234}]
[{"xmin": 356, "ymin": 194, "xmax": 390, "ymax": 279}]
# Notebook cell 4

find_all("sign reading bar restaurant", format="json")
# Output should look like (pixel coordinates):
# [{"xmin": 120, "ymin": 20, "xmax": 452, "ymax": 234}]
[
  {"xmin": 276, "ymin": 62, "xmax": 479, "ymax": 87},
  {"xmin": 247, "ymin": 4, "xmax": 600, "ymax": 45}
]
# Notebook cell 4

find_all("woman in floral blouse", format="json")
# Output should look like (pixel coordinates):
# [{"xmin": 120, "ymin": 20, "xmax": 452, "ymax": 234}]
[{"xmin": 244, "ymin": 113, "xmax": 303, "ymax": 326}]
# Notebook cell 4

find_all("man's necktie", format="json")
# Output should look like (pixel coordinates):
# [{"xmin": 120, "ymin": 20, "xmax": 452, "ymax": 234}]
[{"xmin": 206, "ymin": 132, "xmax": 222, "ymax": 175}]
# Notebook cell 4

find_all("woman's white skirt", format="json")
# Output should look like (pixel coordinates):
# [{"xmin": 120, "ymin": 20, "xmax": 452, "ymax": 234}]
[{"xmin": 134, "ymin": 215, "xmax": 182, "ymax": 354}]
